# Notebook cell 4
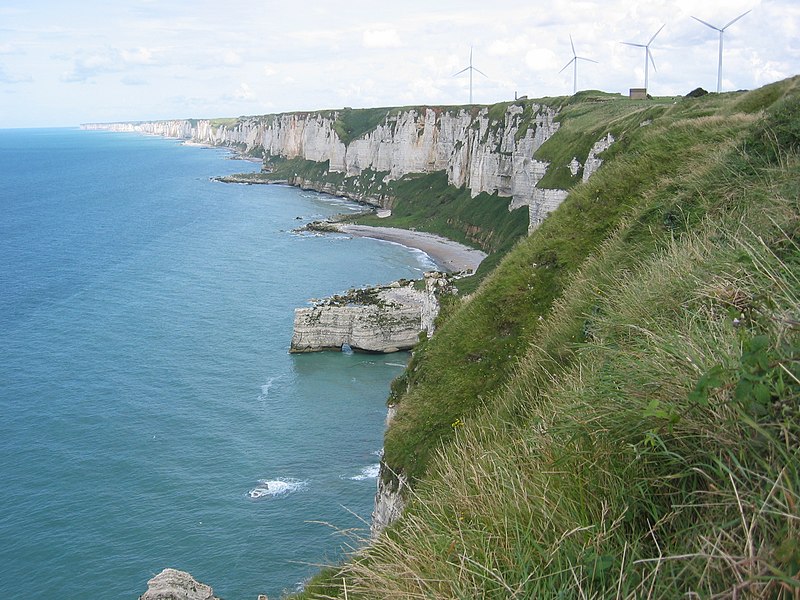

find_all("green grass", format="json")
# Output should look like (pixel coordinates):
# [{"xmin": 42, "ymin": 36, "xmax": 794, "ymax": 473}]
[
  {"xmin": 382, "ymin": 96, "xmax": 765, "ymax": 486},
  {"xmin": 534, "ymin": 94, "xmax": 675, "ymax": 189},
  {"xmin": 355, "ymin": 171, "xmax": 529, "ymax": 283},
  {"xmin": 292, "ymin": 77, "xmax": 800, "ymax": 599},
  {"xmin": 331, "ymin": 107, "xmax": 392, "ymax": 145},
  {"xmin": 209, "ymin": 117, "xmax": 240, "ymax": 128}
]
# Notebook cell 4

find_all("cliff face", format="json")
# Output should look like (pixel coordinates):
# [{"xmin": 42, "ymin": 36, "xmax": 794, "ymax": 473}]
[
  {"xmin": 290, "ymin": 275, "xmax": 447, "ymax": 354},
  {"xmin": 84, "ymin": 103, "xmax": 595, "ymax": 231}
]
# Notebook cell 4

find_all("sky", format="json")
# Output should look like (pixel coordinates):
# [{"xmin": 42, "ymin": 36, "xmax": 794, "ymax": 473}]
[{"xmin": 0, "ymin": 0, "xmax": 798, "ymax": 128}]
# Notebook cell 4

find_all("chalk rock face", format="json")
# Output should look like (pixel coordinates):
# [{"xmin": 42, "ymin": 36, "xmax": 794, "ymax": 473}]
[
  {"xmin": 371, "ymin": 470, "xmax": 408, "ymax": 537},
  {"xmin": 290, "ymin": 277, "xmax": 445, "ymax": 354},
  {"xmin": 83, "ymin": 103, "xmax": 571, "ymax": 233},
  {"xmin": 139, "ymin": 568, "xmax": 219, "ymax": 600},
  {"xmin": 583, "ymin": 133, "xmax": 615, "ymax": 182}
]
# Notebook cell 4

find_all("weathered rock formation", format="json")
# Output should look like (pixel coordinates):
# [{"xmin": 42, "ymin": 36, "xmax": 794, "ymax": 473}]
[
  {"xmin": 84, "ymin": 105, "xmax": 617, "ymax": 231},
  {"xmin": 83, "ymin": 103, "xmax": 612, "ymax": 231},
  {"xmin": 139, "ymin": 568, "xmax": 220, "ymax": 600},
  {"xmin": 290, "ymin": 274, "xmax": 449, "ymax": 354},
  {"xmin": 372, "ymin": 469, "xmax": 408, "ymax": 537}
]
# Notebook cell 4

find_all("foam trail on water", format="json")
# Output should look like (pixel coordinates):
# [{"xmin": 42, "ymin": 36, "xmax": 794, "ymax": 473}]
[
  {"xmin": 348, "ymin": 464, "xmax": 380, "ymax": 481},
  {"xmin": 247, "ymin": 478, "xmax": 307, "ymax": 499},
  {"xmin": 259, "ymin": 376, "xmax": 280, "ymax": 400}
]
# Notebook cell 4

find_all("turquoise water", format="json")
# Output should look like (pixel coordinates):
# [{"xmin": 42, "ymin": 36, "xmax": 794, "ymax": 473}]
[{"xmin": 0, "ymin": 129, "xmax": 431, "ymax": 598}]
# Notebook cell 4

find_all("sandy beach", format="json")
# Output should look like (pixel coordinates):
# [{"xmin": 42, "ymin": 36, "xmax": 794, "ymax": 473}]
[{"xmin": 337, "ymin": 225, "xmax": 487, "ymax": 273}]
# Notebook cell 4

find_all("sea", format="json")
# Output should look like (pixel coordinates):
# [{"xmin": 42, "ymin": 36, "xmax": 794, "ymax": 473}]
[{"xmin": 0, "ymin": 128, "xmax": 434, "ymax": 599}]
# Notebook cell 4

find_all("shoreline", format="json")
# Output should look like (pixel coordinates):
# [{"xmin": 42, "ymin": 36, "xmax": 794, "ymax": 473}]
[{"xmin": 336, "ymin": 224, "xmax": 487, "ymax": 274}]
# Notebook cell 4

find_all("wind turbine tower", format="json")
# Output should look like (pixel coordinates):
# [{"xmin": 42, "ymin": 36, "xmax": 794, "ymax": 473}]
[
  {"xmin": 621, "ymin": 24, "xmax": 665, "ymax": 93},
  {"xmin": 560, "ymin": 35, "xmax": 597, "ymax": 95},
  {"xmin": 453, "ymin": 47, "xmax": 487, "ymax": 104},
  {"xmin": 691, "ymin": 10, "xmax": 751, "ymax": 93}
]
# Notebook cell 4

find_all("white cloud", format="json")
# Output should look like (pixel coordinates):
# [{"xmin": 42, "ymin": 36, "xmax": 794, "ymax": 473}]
[
  {"xmin": 0, "ymin": 43, "xmax": 22, "ymax": 55},
  {"xmin": 0, "ymin": 65, "xmax": 32, "ymax": 84},
  {"xmin": 3, "ymin": 0, "xmax": 799, "ymax": 127},
  {"xmin": 121, "ymin": 75, "xmax": 147, "ymax": 86},
  {"xmin": 362, "ymin": 28, "xmax": 403, "ymax": 49},
  {"xmin": 222, "ymin": 50, "xmax": 243, "ymax": 66},
  {"xmin": 525, "ymin": 48, "xmax": 560, "ymax": 72},
  {"xmin": 61, "ymin": 47, "xmax": 160, "ymax": 82},
  {"xmin": 234, "ymin": 82, "xmax": 255, "ymax": 101},
  {"xmin": 121, "ymin": 48, "xmax": 155, "ymax": 65},
  {"xmin": 488, "ymin": 35, "xmax": 530, "ymax": 58}
]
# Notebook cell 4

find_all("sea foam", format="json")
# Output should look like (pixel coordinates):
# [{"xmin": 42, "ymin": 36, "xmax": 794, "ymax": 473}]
[
  {"xmin": 247, "ymin": 478, "xmax": 308, "ymax": 499},
  {"xmin": 348, "ymin": 464, "xmax": 380, "ymax": 481}
]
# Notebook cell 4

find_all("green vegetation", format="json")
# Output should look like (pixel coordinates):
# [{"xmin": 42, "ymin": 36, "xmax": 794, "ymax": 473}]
[
  {"xmin": 209, "ymin": 117, "xmax": 240, "ymax": 128},
  {"xmin": 355, "ymin": 171, "xmax": 529, "ymax": 288},
  {"xmin": 332, "ymin": 107, "xmax": 393, "ymax": 145},
  {"xmin": 533, "ymin": 91, "xmax": 675, "ymax": 189},
  {"xmin": 293, "ymin": 77, "xmax": 800, "ymax": 598}
]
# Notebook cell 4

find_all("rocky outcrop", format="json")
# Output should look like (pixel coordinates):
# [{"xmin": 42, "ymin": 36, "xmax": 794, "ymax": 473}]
[
  {"xmin": 371, "ymin": 470, "xmax": 408, "ymax": 537},
  {"xmin": 371, "ymin": 405, "xmax": 407, "ymax": 537},
  {"xmin": 139, "ymin": 568, "xmax": 219, "ymax": 600},
  {"xmin": 582, "ymin": 133, "xmax": 615, "ymax": 182},
  {"xmin": 290, "ymin": 275, "xmax": 449, "ymax": 354}
]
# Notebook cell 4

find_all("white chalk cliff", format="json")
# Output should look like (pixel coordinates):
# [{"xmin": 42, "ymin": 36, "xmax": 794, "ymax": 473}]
[
  {"xmin": 290, "ymin": 275, "xmax": 448, "ymax": 354},
  {"xmin": 83, "ymin": 103, "xmax": 613, "ymax": 231}
]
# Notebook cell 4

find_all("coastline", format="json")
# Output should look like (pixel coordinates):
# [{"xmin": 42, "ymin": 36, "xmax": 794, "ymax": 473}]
[{"xmin": 335, "ymin": 224, "xmax": 487, "ymax": 274}]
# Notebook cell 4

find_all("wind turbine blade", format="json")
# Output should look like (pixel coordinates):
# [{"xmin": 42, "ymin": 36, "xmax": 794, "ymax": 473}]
[
  {"xmin": 648, "ymin": 24, "xmax": 665, "ymax": 45},
  {"xmin": 648, "ymin": 48, "xmax": 657, "ymax": 72},
  {"xmin": 577, "ymin": 56, "xmax": 599, "ymax": 64},
  {"xmin": 723, "ymin": 9, "xmax": 751, "ymax": 30},
  {"xmin": 570, "ymin": 34, "xmax": 576, "ymax": 57},
  {"xmin": 691, "ymin": 15, "xmax": 721, "ymax": 31},
  {"xmin": 473, "ymin": 67, "xmax": 489, "ymax": 78},
  {"xmin": 559, "ymin": 58, "xmax": 576, "ymax": 73},
  {"xmin": 621, "ymin": 41, "xmax": 646, "ymax": 48},
  {"xmin": 452, "ymin": 66, "xmax": 470, "ymax": 77}
]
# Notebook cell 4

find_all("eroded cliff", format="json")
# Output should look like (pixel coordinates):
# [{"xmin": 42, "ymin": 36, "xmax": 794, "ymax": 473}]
[
  {"xmin": 290, "ymin": 274, "xmax": 450, "ymax": 354},
  {"xmin": 83, "ymin": 102, "xmax": 615, "ymax": 232}
]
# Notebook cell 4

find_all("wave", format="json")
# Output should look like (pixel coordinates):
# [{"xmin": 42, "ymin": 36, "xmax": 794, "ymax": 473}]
[
  {"xmin": 259, "ymin": 376, "xmax": 281, "ymax": 400},
  {"xmin": 348, "ymin": 464, "xmax": 380, "ymax": 481},
  {"xmin": 363, "ymin": 238, "xmax": 438, "ymax": 271},
  {"xmin": 247, "ymin": 478, "xmax": 307, "ymax": 499}
]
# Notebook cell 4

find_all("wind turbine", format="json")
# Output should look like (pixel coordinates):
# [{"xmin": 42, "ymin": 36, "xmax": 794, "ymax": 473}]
[
  {"xmin": 559, "ymin": 35, "xmax": 598, "ymax": 95},
  {"xmin": 691, "ymin": 10, "xmax": 751, "ymax": 93},
  {"xmin": 453, "ymin": 46, "xmax": 487, "ymax": 104},
  {"xmin": 621, "ymin": 24, "xmax": 665, "ymax": 92}
]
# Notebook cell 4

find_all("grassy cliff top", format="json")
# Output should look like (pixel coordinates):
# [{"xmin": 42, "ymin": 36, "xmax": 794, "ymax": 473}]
[{"xmin": 297, "ymin": 76, "xmax": 800, "ymax": 598}]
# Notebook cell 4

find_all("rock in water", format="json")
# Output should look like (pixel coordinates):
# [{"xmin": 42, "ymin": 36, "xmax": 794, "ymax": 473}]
[{"xmin": 139, "ymin": 568, "xmax": 220, "ymax": 600}]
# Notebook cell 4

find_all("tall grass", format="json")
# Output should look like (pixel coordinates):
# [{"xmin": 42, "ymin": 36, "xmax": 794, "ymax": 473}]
[
  {"xmin": 382, "ymin": 91, "xmax": 764, "ymax": 486},
  {"xmin": 325, "ymin": 162, "xmax": 799, "ymax": 599},
  {"xmin": 294, "ymin": 77, "xmax": 800, "ymax": 599}
]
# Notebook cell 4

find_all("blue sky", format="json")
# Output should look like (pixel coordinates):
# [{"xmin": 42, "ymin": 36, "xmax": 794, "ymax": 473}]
[{"xmin": 0, "ymin": 0, "xmax": 797, "ymax": 128}]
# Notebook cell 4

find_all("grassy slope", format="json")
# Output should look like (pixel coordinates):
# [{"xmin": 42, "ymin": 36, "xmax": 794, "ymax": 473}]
[{"xmin": 298, "ymin": 77, "xmax": 800, "ymax": 598}]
